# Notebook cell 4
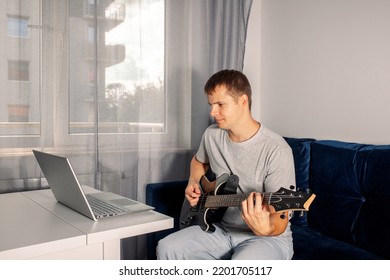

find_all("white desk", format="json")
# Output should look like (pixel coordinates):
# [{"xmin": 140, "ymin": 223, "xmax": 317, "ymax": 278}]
[
  {"xmin": 0, "ymin": 188, "xmax": 173, "ymax": 260},
  {"xmin": 0, "ymin": 192, "xmax": 86, "ymax": 259}
]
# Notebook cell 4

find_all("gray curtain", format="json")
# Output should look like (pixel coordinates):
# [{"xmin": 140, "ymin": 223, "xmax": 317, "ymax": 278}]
[
  {"xmin": 187, "ymin": 0, "xmax": 253, "ymax": 149},
  {"xmin": 0, "ymin": 0, "xmax": 253, "ymax": 260}
]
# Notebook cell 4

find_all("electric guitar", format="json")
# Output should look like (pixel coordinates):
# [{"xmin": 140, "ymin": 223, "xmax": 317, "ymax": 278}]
[{"xmin": 180, "ymin": 173, "xmax": 316, "ymax": 232}]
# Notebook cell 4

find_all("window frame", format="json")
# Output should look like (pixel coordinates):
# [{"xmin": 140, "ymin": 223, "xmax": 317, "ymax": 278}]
[{"xmin": 0, "ymin": 0, "xmax": 191, "ymax": 152}]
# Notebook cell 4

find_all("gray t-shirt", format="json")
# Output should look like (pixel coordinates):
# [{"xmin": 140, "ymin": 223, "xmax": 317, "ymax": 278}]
[{"xmin": 196, "ymin": 123, "xmax": 296, "ymax": 236}]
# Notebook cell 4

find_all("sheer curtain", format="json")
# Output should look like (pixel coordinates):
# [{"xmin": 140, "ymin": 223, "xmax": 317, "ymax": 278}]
[{"xmin": 0, "ymin": 0, "xmax": 252, "ymax": 259}]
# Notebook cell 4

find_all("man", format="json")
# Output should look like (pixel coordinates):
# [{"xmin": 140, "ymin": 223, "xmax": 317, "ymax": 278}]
[{"xmin": 157, "ymin": 69, "xmax": 296, "ymax": 259}]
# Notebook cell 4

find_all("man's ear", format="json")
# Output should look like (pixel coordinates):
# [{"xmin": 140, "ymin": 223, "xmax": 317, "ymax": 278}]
[{"xmin": 240, "ymin": 94, "xmax": 249, "ymax": 106}]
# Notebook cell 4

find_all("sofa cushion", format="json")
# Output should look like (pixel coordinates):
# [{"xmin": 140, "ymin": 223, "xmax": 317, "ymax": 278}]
[
  {"xmin": 284, "ymin": 137, "xmax": 315, "ymax": 226},
  {"xmin": 353, "ymin": 145, "xmax": 390, "ymax": 258},
  {"xmin": 309, "ymin": 141, "xmax": 367, "ymax": 242},
  {"xmin": 309, "ymin": 140, "xmax": 390, "ymax": 259},
  {"xmin": 291, "ymin": 224, "xmax": 384, "ymax": 260}
]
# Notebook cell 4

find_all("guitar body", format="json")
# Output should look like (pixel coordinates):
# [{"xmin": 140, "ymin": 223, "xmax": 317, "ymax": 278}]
[
  {"xmin": 180, "ymin": 173, "xmax": 316, "ymax": 233},
  {"xmin": 180, "ymin": 173, "xmax": 239, "ymax": 232}
]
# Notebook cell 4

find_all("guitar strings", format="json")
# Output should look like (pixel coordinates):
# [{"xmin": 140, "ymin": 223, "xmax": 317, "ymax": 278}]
[
  {"xmin": 196, "ymin": 193, "xmax": 304, "ymax": 207},
  {"xmin": 197, "ymin": 194, "xmax": 303, "ymax": 200}
]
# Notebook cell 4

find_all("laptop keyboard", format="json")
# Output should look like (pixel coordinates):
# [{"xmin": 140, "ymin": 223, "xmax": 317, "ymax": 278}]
[{"xmin": 86, "ymin": 195, "xmax": 127, "ymax": 218}]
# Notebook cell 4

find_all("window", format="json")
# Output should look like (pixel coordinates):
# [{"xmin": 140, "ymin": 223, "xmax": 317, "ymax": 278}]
[
  {"xmin": 68, "ymin": 0, "xmax": 165, "ymax": 135},
  {"xmin": 86, "ymin": 25, "xmax": 94, "ymax": 43},
  {"xmin": 84, "ymin": 0, "xmax": 98, "ymax": 17},
  {"xmin": 7, "ymin": 16, "xmax": 30, "ymax": 38},
  {"xmin": 8, "ymin": 60, "xmax": 29, "ymax": 81},
  {"xmin": 0, "ymin": 0, "xmax": 181, "ymax": 151}
]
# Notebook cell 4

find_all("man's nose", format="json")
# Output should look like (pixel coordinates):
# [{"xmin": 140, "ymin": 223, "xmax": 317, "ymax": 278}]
[{"xmin": 210, "ymin": 105, "xmax": 218, "ymax": 117}]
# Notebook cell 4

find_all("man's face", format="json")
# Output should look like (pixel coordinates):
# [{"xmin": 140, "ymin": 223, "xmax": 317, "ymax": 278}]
[{"xmin": 207, "ymin": 85, "xmax": 245, "ymax": 130}]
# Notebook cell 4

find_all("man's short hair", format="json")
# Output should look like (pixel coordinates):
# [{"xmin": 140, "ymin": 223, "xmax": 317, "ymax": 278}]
[{"xmin": 204, "ymin": 69, "xmax": 252, "ymax": 109}]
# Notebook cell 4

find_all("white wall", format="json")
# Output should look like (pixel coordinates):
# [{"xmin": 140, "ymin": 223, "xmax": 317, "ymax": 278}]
[
  {"xmin": 243, "ymin": 0, "xmax": 262, "ymax": 120},
  {"xmin": 244, "ymin": 0, "xmax": 390, "ymax": 144}
]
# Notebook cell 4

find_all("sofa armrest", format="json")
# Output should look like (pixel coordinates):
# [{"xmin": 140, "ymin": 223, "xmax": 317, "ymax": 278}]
[{"xmin": 145, "ymin": 180, "xmax": 187, "ymax": 259}]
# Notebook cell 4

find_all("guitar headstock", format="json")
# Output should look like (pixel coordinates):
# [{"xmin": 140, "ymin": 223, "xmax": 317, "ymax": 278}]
[{"xmin": 267, "ymin": 187, "xmax": 316, "ymax": 212}]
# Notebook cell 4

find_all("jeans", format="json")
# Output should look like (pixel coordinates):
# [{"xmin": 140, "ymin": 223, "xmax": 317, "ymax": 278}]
[{"xmin": 156, "ymin": 224, "xmax": 293, "ymax": 260}]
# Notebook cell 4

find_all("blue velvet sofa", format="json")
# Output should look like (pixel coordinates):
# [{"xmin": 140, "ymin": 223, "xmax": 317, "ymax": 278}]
[{"xmin": 145, "ymin": 138, "xmax": 390, "ymax": 260}]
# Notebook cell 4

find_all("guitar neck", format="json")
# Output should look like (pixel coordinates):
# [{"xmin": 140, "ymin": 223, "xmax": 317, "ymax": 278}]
[
  {"xmin": 190, "ymin": 174, "xmax": 316, "ymax": 214},
  {"xmin": 204, "ymin": 193, "xmax": 272, "ymax": 208},
  {"xmin": 199, "ymin": 187, "xmax": 315, "ymax": 212}
]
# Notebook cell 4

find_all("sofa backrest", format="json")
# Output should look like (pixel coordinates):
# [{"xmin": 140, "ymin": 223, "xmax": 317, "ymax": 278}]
[
  {"xmin": 308, "ymin": 140, "xmax": 390, "ymax": 259},
  {"xmin": 284, "ymin": 137, "xmax": 315, "ymax": 226}
]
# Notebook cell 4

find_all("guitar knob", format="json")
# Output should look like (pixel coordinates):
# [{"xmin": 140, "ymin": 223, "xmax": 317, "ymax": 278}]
[
  {"xmin": 187, "ymin": 215, "xmax": 195, "ymax": 220},
  {"xmin": 290, "ymin": 185, "xmax": 295, "ymax": 190}
]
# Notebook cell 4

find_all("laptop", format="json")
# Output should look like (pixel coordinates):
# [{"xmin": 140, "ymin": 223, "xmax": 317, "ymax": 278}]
[{"xmin": 32, "ymin": 150, "xmax": 154, "ymax": 221}]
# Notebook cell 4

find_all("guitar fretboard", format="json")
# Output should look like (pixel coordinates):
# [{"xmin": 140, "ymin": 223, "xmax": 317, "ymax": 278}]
[{"xmin": 204, "ymin": 193, "xmax": 274, "ymax": 208}]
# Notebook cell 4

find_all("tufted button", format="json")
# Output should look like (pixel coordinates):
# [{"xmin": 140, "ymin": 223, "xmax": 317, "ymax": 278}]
[{"xmin": 360, "ymin": 196, "xmax": 366, "ymax": 203}]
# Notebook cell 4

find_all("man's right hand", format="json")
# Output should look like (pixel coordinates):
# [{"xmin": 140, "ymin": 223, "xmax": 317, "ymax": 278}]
[{"xmin": 184, "ymin": 178, "xmax": 201, "ymax": 207}]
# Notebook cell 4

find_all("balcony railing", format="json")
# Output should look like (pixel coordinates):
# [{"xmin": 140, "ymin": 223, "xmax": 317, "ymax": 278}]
[
  {"xmin": 84, "ymin": 2, "xmax": 125, "ymax": 30},
  {"xmin": 105, "ymin": 3, "xmax": 125, "ymax": 21}
]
